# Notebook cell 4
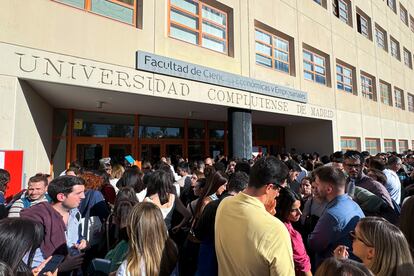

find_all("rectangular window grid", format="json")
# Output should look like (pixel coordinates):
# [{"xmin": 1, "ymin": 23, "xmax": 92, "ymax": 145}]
[
  {"xmin": 375, "ymin": 26, "xmax": 386, "ymax": 50},
  {"xmin": 384, "ymin": 139, "xmax": 396, "ymax": 152},
  {"xmin": 361, "ymin": 74, "xmax": 374, "ymax": 100},
  {"xmin": 400, "ymin": 5, "xmax": 408, "ymax": 26},
  {"xmin": 390, "ymin": 38, "xmax": 400, "ymax": 60},
  {"xmin": 358, "ymin": 14, "xmax": 369, "ymax": 38},
  {"xmin": 403, "ymin": 48, "xmax": 412, "ymax": 69},
  {"xmin": 365, "ymin": 139, "xmax": 380, "ymax": 155},
  {"xmin": 394, "ymin": 88, "xmax": 404, "ymax": 109},
  {"xmin": 408, "ymin": 93, "xmax": 414, "ymax": 112},
  {"xmin": 169, "ymin": 0, "xmax": 228, "ymax": 54},
  {"xmin": 303, "ymin": 50, "xmax": 327, "ymax": 85},
  {"xmin": 255, "ymin": 28, "xmax": 290, "ymax": 74},
  {"xmin": 399, "ymin": 140, "xmax": 408, "ymax": 153},
  {"xmin": 341, "ymin": 137, "xmax": 359, "ymax": 151},
  {"xmin": 338, "ymin": 0, "xmax": 349, "ymax": 24},
  {"xmin": 336, "ymin": 64, "xmax": 353, "ymax": 93},
  {"xmin": 380, "ymin": 81, "xmax": 392, "ymax": 106},
  {"xmin": 54, "ymin": 0, "xmax": 137, "ymax": 25},
  {"xmin": 411, "ymin": 16, "xmax": 414, "ymax": 33},
  {"xmin": 387, "ymin": 0, "xmax": 396, "ymax": 13}
]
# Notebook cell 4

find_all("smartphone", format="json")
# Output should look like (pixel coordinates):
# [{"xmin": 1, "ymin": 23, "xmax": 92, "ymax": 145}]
[
  {"xmin": 125, "ymin": 155, "xmax": 135, "ymax": 165},
  {"xmin": 91, "ymin": 258, "xmax": 111, "ymax": 274},
  {"xmin": 39, "ymin": 255, "xmax": 65, "ymax": 275}
]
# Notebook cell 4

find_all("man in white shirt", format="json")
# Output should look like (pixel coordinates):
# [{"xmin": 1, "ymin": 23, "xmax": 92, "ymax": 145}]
[{"xmin": 383, "ymin": 156, "xmax": 402, "ymax": 204}]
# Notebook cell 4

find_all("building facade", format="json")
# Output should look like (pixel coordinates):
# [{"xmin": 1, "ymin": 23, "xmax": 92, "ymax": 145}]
[{"xmin": 1, "ymin": 0, "xmax": 414, "ymax": 178}]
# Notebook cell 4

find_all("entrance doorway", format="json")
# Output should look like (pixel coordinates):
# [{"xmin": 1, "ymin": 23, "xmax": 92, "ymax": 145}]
[
  {"xmin": 73, "ymin": 138, "xmax": 133, "ymax": 170},
  {"xmin": 140, "ymin": 142, "xmax": 183, "ymax": 164}
]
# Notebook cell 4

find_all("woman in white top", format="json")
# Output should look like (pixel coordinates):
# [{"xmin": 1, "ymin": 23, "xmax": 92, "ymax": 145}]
[
  {"xmin": 110, "ymin": 164, "xmax": 125, "ymax": 194},
  {"xmin": 144, "ymin": 170, "xmax": 191, "ymax": 232},
  {"xmin": 116, "ymin": 202, "xmax": 178, "ymax": 276}
]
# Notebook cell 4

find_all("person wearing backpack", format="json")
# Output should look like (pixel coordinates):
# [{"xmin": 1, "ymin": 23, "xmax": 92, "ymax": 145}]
[{"xmin": 8, "ymin": 174, "xmax": 51, "ymax": 217}]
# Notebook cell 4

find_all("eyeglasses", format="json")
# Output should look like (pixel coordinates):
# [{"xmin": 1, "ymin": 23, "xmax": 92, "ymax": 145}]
[{"xmin": 349, "ymin": 231, "xmax": 372, "ymax": 247}]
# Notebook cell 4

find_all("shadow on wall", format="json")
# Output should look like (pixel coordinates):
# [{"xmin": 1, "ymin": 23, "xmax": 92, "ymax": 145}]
[
  {"xmin": 18, "ymin": 79, "xmax": 53, "ymax": 169},
  {"xmin": 285, "ymin": 120, "xmax": 334, "ymax": 156}
]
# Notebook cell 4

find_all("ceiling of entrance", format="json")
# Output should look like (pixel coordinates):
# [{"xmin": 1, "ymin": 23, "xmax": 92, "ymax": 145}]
[{"xmin": 26, "ymin": 79, "xmax": 322, "ymax": 126}]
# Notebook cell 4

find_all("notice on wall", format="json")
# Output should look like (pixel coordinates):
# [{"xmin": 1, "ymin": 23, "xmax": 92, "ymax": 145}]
[{"xmin": 73, "ymin": 119, "xmax": 83, "ymax": 130}]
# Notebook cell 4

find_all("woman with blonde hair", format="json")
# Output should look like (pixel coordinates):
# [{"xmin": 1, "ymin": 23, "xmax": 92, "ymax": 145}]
[
  {"xmin": 116, "ymin": 202, "xmax": 178, "ymax": 276},
  {"xmin": 110, "ymin": 164, "xmax": 125, "ymax": 193},
  {"xmin": 334, "ymin": 216, "xmax": 413, "ymax": 276}
]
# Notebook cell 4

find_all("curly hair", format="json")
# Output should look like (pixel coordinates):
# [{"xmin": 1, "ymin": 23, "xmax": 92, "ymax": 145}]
[{"xmin": 79, "ymin": 171, "xmax": 104, "ymax": 190}]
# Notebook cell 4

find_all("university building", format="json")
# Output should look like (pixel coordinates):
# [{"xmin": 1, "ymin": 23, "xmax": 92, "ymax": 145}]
[{"xmin": 1, "ymin": 0, "xmax": 414, "ymax": 178}]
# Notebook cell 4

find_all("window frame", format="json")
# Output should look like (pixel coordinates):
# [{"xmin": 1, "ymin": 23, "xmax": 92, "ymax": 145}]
[
  {"xmin": 375, "ymin": 24, "xmax": 388, "ymax": 52},
  {"xmin": 394, "ymin": 87, "xmax": 405, "ymax": 110},
  {"xmin": 361, "ymin": 72, "xmax": 376, "ymax": 101},
  {"xmin": 356, "ymin": 8, "xmax": 372, "ymax": 40},
  {"xmin": 365, "ymin": 138, "xmax": 380, "ymax": 155},
  {"xmin": 255, "ymin": 27, "xmax": 291, "ymax": 74},
  {"xmin": 407, "ymin": 93, "xmax": 414, "ymax": 112},
  {"xmin": 400, "ymin": 4, "xmax": 409, "ymax": 26},
  {"xmin": 384, "ymin": 139, "xmax": 396, "ymax": 153},
  {"xmin": 387, "ymin": 0, "xmax": 396, "ymax": 13},
  {"xmin": 410, "ymin": 15, "xmax": 414, "ymax": 33},
  {"xmin": 303, "ymin": 49, "xmax": 328, "ymax": 86},
  {"xmin": 168, "ymin": 0, "xmax": 229, "ymax": 54},
  {"xmin": 399, "ymin": 140, "xmax": 408, "ymax": 153},
  {"xmin": 380, "ymin": 80, "xmax": 392, "ymax": 106},
  {"xmin": 390, "ymin": 36, "xmax": 401, "ymax": 61},
  {"xmin": 52, "ymin": 0, "xmax": 139, "ymax": 26},
  {"xmin": 341, "ymin": 137, "xmax": 360, "ymax": 151},
  {"xmin": 333, "ymin": 0, "xmax": 352, "ymax": 27},
  {"xmin": 336, "ymin": 62, "xmax": 354, "ymax": 94},
  {"xmin": 403, "ymin": 47, "xmax": 413, "ymax": 69}
]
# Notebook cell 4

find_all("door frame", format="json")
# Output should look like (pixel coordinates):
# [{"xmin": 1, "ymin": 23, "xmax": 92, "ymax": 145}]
[
  {"xmin": 72, "ymin": 137, "xmax": 135, "ymax": 163},
  {"xmin": 139, "ymin": 139, "xmax": 184, "ymax": 160}
]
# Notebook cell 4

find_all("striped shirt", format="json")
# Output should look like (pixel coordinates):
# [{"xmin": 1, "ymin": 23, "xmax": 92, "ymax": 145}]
[{"xmin": 8, "ymin": 196, "xmax": 49, "ymax": 217}]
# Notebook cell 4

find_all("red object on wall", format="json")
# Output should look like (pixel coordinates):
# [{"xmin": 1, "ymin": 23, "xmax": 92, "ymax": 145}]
[{"xmin": 0, "ymin": 150, "xmax": 24, "ymax": 200}]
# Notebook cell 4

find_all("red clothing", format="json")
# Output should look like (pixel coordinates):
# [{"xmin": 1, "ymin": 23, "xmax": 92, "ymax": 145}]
[{"xmin": 284, "ymin": 221, "xmax": 311, "ymax": 274}]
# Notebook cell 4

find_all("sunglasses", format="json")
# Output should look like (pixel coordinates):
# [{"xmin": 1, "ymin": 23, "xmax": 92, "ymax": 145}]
[{"xmin": 349, "ymin": 231, "xmax": 372, "ymax": 247}]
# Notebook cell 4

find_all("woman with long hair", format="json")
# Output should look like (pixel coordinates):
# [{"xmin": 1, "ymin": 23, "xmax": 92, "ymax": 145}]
[
  {"xmin": 116, "ymin": 202, "xmax": 178, "ymax": 276},
  {"xmin": 276, "ymin": 187, "xmax": 312, "ymax": 276},
  {"xmin": 145, "ymin": 170, "xmax": 191, "ymax": 231},
  {"xmin": 334, "ymin": 216, "xmax": 413, "ymax": 276},
  {"xmin": 117, "ymin": 167, "xmax": 146, "ymax": 202},
  {"xmin": 0, "ymin": 218, "xmax": 44, "ymax": 274}
]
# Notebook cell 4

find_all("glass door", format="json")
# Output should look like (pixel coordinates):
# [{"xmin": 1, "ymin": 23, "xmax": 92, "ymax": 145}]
[
  {"xmin": 140, "ymin": 144, "xmax": 161, "ymax": 164},
  {"xmin": 108, "ymin": 143, "xmax": 133, "ymax": 166},
  {"xmin": 165, "ymin": 143, "xmax": 184, "ymax": 161},
  {"xmin": 75, "ymin": 143, "xmax": 104, "ymax": 170}
]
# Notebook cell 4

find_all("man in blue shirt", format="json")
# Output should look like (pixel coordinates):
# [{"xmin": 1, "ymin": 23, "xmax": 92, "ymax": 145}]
[{"xmin": 308, "ymin": 166, "xmax": 364, "ymax": 269}]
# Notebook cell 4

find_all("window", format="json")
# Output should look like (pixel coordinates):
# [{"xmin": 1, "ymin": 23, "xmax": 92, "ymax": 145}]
[
  {"xmin": 169, "ymin": 0, "xmax": 228, "ymax": 54},
  {"xmin": 410, "ymin": 16, "xmax": 414, "ymax": 33},
  {"xmin": 384, "ymin": 139, "xmax": 396, "ymax": 152},
  {"xmin": 400, "ymin": 4, "xmax": 408, "ymax": 26},
  {"xmin": 408, "ymin": 93, "xmax": 414, "ymax": 112},
  {"xmin": 403, "ymin": 48, "xmax": 413, "ymax": 69},
  {"xmin": 365, "ymin": 139, "xmax": 380, "ymax": 155},
  {"xmin": 390, "ymin": 37, "xmax": 400, "ymax": 60},
  {"xmin": 303, "ymin": 49, "xmax": 328, "ymax": 85},
  {"xmin": 356, "ymin": 8, "xmax": 371, "ymax": 39},
  {"xmin": 53, "ymin": 0, "xmax": 140, "ymax": 25},
  {"xmin": 375, "ymin": 24, "xmax": 387, "ymax": 51},
  {"xmin": 333, "ymin": 0, "xmax": 352, "ymax": 26},
  {"xmin": 361, "ymin": 72, "xmax": 376, "ymax": 101},
  {"xmin": 394, "ymin": 87, "xmax": 405, "ymax": 110},
  {"xmin": 336, "ymin": 62, "xmax": 354, "ymax": 93},
  {"xmin": 313, "ymin": 0, "xmax": 322, "ymax": 5},
  {"xmin": 255, "ymin": 28, "xmax": 291, "ymax": 74},
  {"xmin": 380, "ymin": 81, "xmax": 392, "ymax": 106},
  {"xmin": 387, "ymin": 0, "xmax": 396, "ymax": 13},
  {"xmin": 399, "ymin": 140, "xmax": 408, "ymax": 153},
  {"xmin": 341, "ymin": 137, "xmax": 360, "ymax": 151}
]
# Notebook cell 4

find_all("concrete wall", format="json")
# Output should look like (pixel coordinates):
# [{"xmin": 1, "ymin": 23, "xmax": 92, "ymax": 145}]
[{"xmin": 0, "ymin": 76, "xmax": 53, "ymax": 181}]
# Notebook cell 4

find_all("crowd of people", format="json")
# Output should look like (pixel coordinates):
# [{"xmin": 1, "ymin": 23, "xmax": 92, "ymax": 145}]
[{"xmin": 0, "ymin": 149, "xmax": 414, "ymax": 275}]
